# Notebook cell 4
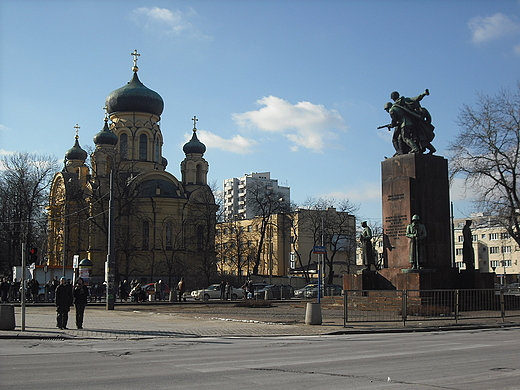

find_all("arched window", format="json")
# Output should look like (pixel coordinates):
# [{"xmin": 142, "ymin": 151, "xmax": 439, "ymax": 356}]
[
  {"xmin": 142, "ymin": 220, "xmax": 149, "ymax": 250},
  {"xmin": 139, "ymin": 134, "xmax": 147, "ymax": 161},
  {"xmin": 120, "ymin": 133, "xmax": 128, "ymax": 160},
  {"xmin": 155, "ymin": 139, "xmax": 160, "ymax": 162}
]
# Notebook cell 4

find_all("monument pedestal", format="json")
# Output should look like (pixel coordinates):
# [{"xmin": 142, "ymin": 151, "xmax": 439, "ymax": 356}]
[{"xmin": 380, "ymin": 153, "xmax": 453, "ymax": 289}]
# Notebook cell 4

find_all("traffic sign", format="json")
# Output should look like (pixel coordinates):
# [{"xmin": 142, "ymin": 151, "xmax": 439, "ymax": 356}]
[{"xmin": 313, "ymin": 245, "xmax": 327, "ymax": 254}]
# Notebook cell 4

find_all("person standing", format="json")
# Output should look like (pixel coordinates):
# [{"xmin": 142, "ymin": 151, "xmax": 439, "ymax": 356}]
[
  {"xmin": 55, "ymin": 277, "xmax": 73, "ymax": 329},
  {"xmin": 225, "ymin": 281, "xmax": 232, "ymax": 300},
  {"xmin": 1, "ymin": 277, "xmax": 10, "ymax": 302},
  {"xmin": 219, "ymin": 280, "xmax": 226, "ymax": 300},
  {"xmin": 176, "ymin": 277, "xmax": 186, "ymax": 302},
  {"xmin": 73, "ymin": 278, "xmax": 89, "ymax": 329}
]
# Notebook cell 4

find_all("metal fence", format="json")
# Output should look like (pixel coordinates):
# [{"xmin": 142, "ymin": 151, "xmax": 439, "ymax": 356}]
[{"xmin": 343, "ymin": 289, "xmax": 520, "ymax": 326}]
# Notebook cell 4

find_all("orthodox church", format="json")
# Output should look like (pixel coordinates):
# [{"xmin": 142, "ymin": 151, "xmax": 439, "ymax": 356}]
[{"xmin": 46, "ymin": 52, "xmax": 217, "ymax": 287}]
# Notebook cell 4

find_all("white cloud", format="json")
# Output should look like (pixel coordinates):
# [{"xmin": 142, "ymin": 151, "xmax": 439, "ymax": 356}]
[
  {"xmin": 130, "ymin": 7, "xmax": 210, "ymax": 39},
  {"xmin": 468, "ymin": 13, "xmax": 520, "ymax": 44},
  {"xmin": 184, "ymin": 130, "xmax": 257, "ymax": 155},
  {"xmin": 232, "ymin": 96, "xmax": 346, "ymax": 152},
  {"xmin": 322, "ymin": 182, "xmax": 381, "ymax": 202}
]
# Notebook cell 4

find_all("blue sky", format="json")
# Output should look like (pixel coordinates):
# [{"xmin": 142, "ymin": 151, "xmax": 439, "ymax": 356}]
[{"xmin": 1, "ymin": 0, "xmax": 520, "ymax": 224}]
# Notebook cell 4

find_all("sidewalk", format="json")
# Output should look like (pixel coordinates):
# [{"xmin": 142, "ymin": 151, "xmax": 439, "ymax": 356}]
[{"xmin": 1, "ymin": 302, "xmax": 519, "ymax": 339}]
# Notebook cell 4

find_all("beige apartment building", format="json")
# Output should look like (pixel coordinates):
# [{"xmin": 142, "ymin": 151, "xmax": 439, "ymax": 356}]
[{"xmin": 216, "ymin": 208, "xmax": 357, "ymax": 283}]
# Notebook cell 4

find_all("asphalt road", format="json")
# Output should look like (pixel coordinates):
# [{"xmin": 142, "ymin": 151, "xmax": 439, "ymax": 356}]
[{"xmin": 2, "ymin": 327, "xmax": 519, "ymax": 389}]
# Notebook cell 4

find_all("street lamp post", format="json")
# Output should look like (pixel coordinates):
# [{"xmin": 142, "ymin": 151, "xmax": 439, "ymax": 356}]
[{"xmin": 106, "ymin": 170, "xmax": 115, "ymax": 310}]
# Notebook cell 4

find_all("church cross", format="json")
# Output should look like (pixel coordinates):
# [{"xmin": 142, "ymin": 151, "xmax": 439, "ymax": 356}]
[
  {"xmin": 131, "ymin": 49, "xmax": 140, "ymax": 72},
  {"xmin": 192, "ymin": 116, "xmax": 198, "ymax": 131},
  {"xmin": 74, "ymin": 124, "xmax": 80, "ymax": 139}
]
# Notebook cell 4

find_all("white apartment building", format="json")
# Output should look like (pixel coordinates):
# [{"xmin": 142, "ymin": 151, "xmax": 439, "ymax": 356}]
[{"xmin": 223, "ymin": 172, "xmax": 290, "ymax": 220}]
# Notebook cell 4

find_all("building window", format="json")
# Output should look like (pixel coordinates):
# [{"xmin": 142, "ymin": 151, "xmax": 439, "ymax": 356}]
[
  {"xmin": 502, "ymin": 246, "xmax": 512, "ymax": 254},
  {"xmin": 491, "ymin": 260, "xmax": 500, "ymax": 268},
  {"xmin": 455, "ymin": 248, "xmax": 463, "ymax": 256},
  {"xmin": 142, "ymin": 221, "xmax": 149, "ymax": 250},
  {"xmin": 504, "ymin": 260, "xmax": 512, "ymax": 267},
  {"xmin": 458, "ymin": 235, "xmax": 464, "ymax": 243},
  {"xmin": 489, "ymin": 247, "xmax": 499, "ymax": 254},
  {"xmin": 472, "ymin": 234, "xmax": 477, "ymax": 241},
  {"xmin": 139, "ymin": 134, "xmax": 148, "ymax": 160},
  {"xmin": 501, "ymin": 232, "xmax": 510, "ymax": 240},
  {"xmin": 489, "ymin": 233, "xmax": 499, "ymax": 240},
  {"xmin": 166, "ymin": 221, "xmax": 172, "ymax": 249},
  {"xmin": 155, "ymin": 139, "xmax": 160, "ymax": 162},
  {"xmin": 120, "ymin": 133, "xmax": 128, "ymax": 159},
  {"xmin": 481, "ymin": 234, "xmax": 486, "ymax": 239}
]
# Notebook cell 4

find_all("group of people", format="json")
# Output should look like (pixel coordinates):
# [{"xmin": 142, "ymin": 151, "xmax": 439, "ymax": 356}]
[
  {"xmin": 53, "ymin": 276, "xmax": 90, "ymax": 329},
  {"xmin": 379, "ymin": 89, "xmax": 436, "ymax": 156},
  {"xmin": 122, "ymin": 277, "xmax": 186, "ymax": 303},
  {"xmin": 219, "ymin": 280, "xmax": 235, "ymax": 300}
]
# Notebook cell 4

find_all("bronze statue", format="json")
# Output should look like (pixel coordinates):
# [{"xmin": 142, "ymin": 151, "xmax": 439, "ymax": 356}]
[
  {"xmin": 406, "ymin": 214, "xmax": 427, "ymax": 269},
  {"xmin": 379, "ymin": 89, "xmax": 436, "ymax": 156},
  {"xmin": 360, "ymin": 221, "xmax": 375, "ymax": 269},
  {"xmin": 462, "ymin": 219, "xmax": 475, "ymax": 270}
]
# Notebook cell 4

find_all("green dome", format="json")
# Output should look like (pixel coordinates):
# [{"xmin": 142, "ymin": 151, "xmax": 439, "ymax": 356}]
[
  {"xmin": 93, "ymin": 119, "xmax": 118, "ymax": 146},
  {"xmin": 65, "ymin": 137, "xmax": 87, "ymax": 161},
  {"xmin": 183, "ymin": 130, "xmax": 206, "ymax": 155},
  {"xmin": 105, "ymin": 72, "xmax": 164, "ymax": 116}
]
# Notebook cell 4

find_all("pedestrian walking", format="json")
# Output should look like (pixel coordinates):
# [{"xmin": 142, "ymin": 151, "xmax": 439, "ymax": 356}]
[
  {"xmin": 73, "ymin": 278, "xmax": 89, "ymax": 329},
  {"xmin": 55, "ymin": 277, "xmax": 73, "ymax": 329}
]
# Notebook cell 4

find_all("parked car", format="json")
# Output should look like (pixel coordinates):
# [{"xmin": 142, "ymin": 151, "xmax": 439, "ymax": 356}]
[
  {"xmin": 253, "ymin": 284, "xmax": 294, "ymax": 300},
  {"xmin": 294, "ymin": 284, "xmax": 317, "ymax": 299},
  {"xmin": 191, "ymin": 284, "xmax": 244, "ymax": 301},
  {"xmin": 304, "ymin": 284, "xmax": 343, "ymax": 298}
]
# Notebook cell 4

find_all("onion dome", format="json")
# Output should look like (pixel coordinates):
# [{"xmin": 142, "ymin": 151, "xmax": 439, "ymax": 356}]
[
  {"xmin": 65, "ymin": 134, "xmax": 87, "ymax": 162},
  {"xmin": 183, "ymin": 117, "xmax": 206, "ymax": 154},
  {"xmin": 93, "ymin": 118, "xmax": 118, "ymax": 146},
  {"xmin": 105, "ymin": 71, "xmax": 164, "ymax": 116}
]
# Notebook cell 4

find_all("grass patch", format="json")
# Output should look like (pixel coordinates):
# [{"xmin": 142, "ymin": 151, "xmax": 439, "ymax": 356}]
[{"xmin": 234, "ymin": 299, "xmax": 273, "ymax": 308}]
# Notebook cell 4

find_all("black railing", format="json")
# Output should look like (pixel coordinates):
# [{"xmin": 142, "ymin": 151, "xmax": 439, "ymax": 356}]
[{"xmin": 343, "ymin": 288, "xmax": 520, "ymax": 326}]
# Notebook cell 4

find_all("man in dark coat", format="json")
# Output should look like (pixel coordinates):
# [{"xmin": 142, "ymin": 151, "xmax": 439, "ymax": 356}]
[
  {"xmin": 55, "ymin": 277, "xmax": 73, "ymax": 329},
  {"xmin": 73, "ymin": 278, "xmax": 89, "ymax": 329}
]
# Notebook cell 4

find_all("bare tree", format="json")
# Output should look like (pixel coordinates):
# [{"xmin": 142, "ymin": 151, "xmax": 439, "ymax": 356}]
[
  {"xmin": 0, "ymin": 152, "xmax": 58, "ymax": 274},
  {"xmin": 248, "ymin": 182, "xmax": 288, "ymax": 275},
  {"xmin": 299, "ymin": 197, "xmax": 358, "ymax": 284},
  {"xmin": 448, "ymin": 82, "xmax": 520, "ymax": 246}
]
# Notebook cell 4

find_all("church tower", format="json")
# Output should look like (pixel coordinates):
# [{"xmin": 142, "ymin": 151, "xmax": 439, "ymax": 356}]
[
  {"xmin": 181, "ymin": 116, "xmax": 209, "ymax": 192},
  {"xmin": 47, "ymin": 51, "xmax": 217, "ymax": 287}
]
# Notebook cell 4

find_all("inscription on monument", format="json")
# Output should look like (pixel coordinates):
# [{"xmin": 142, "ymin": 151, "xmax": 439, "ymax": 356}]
[
  {"xmin": 387, "ymin": 193, "xmax": 405, "ymax": 202},
  {"xmin": 385, "ymin": 214, "xmax": 408, "ymax": 238}
]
